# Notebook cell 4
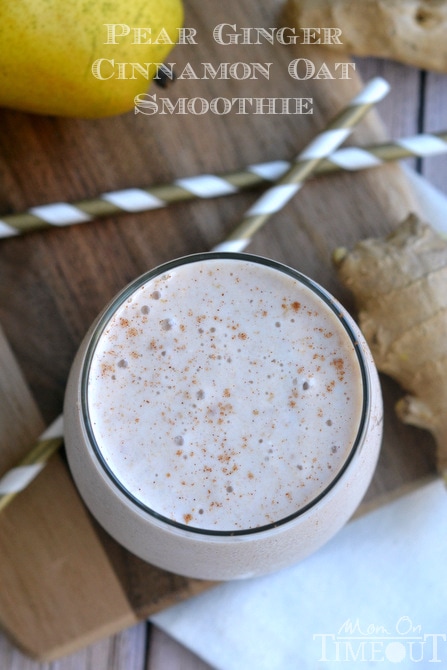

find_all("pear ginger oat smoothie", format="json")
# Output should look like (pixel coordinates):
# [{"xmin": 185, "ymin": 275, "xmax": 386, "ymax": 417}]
[{"xmin": 64, "ymin": 253, "xmax": 383, "ymax": 580}]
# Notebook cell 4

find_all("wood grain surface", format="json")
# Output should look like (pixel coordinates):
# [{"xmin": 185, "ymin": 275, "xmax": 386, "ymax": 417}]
[{"xmin": 0, "ymin": 0, "xmax": 442, "ymax": 667}]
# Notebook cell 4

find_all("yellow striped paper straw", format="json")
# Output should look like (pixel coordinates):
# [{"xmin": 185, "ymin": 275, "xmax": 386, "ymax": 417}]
[
  {"xmin": 2, "ymin": 130, "xmax": 444, "ymax": 236},
  {"xmin": 0, "ymin": 416, "xmax": 64, "ymax": 511},
  {"xmin": 2, "ymin": 128, "xmax": 444, "ymax": 239},
  {"xmin": 12, "ymin": 91, "xmax": 446, "ymax": 241},
  {"xmin": 213, "ymin": 77, "xmax": 390, "ymax": 253}
]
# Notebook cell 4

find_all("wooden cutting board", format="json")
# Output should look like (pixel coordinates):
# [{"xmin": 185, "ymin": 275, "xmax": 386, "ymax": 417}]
[{"xmin": 0, "ymin": 0, "xmax": 437, "ymax": 661}]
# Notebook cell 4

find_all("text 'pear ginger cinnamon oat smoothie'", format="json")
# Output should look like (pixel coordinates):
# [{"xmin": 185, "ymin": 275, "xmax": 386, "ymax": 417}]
[{"xmin": 64, "ymin": 253, "xmax": 383, "ymax": 580}]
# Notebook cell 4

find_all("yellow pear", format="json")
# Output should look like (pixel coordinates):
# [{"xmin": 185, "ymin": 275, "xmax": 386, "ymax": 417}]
[{"xmin": 0, "ymin": 0, "xmax": 183, "ymax": 118}]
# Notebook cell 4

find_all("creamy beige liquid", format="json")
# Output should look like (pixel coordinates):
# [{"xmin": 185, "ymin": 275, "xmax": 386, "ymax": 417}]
[{"xmin": 86, "ymin": 257, "xmax": 364, "ymax": 532}]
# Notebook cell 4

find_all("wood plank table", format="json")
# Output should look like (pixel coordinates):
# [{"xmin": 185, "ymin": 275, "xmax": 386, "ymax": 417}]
[{"xmin": 0, "ymin": 2, "xmax": 444, "ymax": 668}]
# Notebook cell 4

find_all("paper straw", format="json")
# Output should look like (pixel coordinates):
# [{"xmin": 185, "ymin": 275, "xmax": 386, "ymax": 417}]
[
  {"xmin": 1, "ymin": 128, "xmax": 443, "ymax": 238},
  {"xmin": 0, "ymin": 416, "xmax": 64, "ymax": 512},
  {"xmin": 4, "ymin": 129, "xmax": 446, "ymax": 241},
  {"xmin": 317, "ymin": 132, "xmax": 447, "ymax": 171},
  {"xmin": 213, "ymin": 78, "xmax": 391, "ymax": 252}
]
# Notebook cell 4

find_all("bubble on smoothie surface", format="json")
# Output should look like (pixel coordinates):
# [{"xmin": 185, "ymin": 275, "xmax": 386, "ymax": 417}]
[{"xmin": 87, "ymin": 259, "xmax": 363, "ymax": 532}]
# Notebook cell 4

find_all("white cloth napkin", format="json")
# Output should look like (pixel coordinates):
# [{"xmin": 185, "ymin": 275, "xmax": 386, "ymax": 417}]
[
  {"xmin": 151, "ymin": 169, "xmax": 447, "ymax": 669},
  {"xmin": 152, "ymin": 478, "xmax": 446, "ymax": 670}
]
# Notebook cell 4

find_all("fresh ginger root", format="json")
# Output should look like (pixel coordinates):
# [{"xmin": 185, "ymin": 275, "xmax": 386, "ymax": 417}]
[
  {"xmin": 333, "ymin": 214, "xmax": 447, "ymax": 478},
  {"xmin": 283, "ymin": 0, "xmax": 447, "ymax": 73}
]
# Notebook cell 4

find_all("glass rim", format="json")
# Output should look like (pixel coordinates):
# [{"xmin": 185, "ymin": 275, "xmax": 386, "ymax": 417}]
[{"xmin": 81, "ymin": 252, "xmax": 371, "ymax": 537}]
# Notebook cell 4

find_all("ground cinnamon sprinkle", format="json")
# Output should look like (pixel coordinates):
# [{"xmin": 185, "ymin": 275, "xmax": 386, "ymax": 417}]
[{"xmin": 331, "ymin": 357, "xmax": 345, "ymax": 375}]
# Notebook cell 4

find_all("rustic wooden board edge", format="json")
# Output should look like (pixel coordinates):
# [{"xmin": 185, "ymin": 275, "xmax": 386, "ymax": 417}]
[
  {"xmin": 0, "ymin": 324, "xmax": 142, "ymax": 661},
  {"xmin": 0, "ymin": 454, "xmax": 140, "ymax": 662}
]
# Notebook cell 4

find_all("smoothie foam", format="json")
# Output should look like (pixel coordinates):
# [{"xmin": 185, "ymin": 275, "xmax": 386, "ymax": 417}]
[{"xmin": 86, "ymin": 256, "xmax": 364, "ymax": 532}]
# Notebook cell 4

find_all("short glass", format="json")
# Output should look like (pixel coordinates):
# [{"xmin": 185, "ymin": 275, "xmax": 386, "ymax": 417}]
[{"xmin": 64, "ymin": 253, "xmax": 383, "ymax": 580}]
